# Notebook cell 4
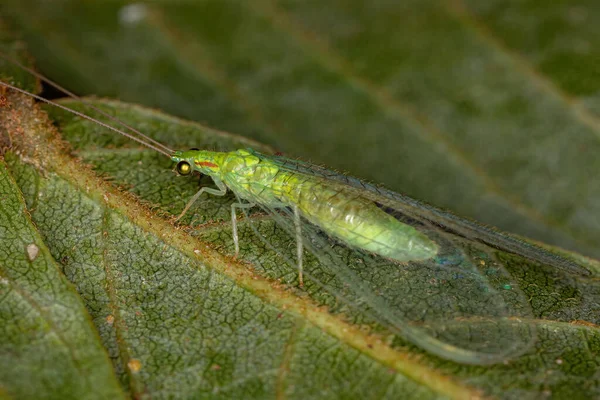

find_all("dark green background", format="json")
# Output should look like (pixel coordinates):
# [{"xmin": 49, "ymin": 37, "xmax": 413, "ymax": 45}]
[{"xmin": 2, "ymin": 0, "xmax": 598, "ymax": 258}]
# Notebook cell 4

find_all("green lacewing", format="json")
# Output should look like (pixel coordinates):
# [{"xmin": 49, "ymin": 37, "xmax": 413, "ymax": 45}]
[{"xmin": 0, "ymin": 53, "xmax": 553, "ymax": 365}]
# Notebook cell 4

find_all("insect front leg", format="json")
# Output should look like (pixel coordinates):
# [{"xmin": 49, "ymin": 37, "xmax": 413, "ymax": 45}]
[
  {"xmin": 230, "ymin": 201, "xmax": 256, "ymax": 257},
  {"xmin": 176, "ymin": 177, "xmax": 228, "ymax": 221}
]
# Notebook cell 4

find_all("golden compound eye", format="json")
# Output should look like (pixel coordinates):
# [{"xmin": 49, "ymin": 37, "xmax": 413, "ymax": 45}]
[{"xmin": 176, "ymin": 161, "xmax": 192, "ymax": 176}]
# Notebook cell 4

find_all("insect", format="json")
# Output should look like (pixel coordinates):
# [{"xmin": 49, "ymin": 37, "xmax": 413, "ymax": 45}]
[
  {"xmin": 172, "ymin": 147, "xmax": 440, "ymax": 286},
  {"xmin": 1, "ymin": 53, "xmax": 551, "ymax": 365}
]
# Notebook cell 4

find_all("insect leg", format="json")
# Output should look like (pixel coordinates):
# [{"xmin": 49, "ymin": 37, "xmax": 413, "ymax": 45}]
[
  {"xmin": 176, "ymin": 177, "xmax": 228, "ymax": 220},
  {"xmin": 231, "ymin": 201, "xmax": 256, "ymax": 257},
  {"xmin": 293, "ymin": 205, "xmax": 304, "ymax": 286}
]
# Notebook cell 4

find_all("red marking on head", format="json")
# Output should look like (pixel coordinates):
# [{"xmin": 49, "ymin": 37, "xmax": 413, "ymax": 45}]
[{"xmin": 195, "ymin": 161, "xmax": 218, "ymax": 168}]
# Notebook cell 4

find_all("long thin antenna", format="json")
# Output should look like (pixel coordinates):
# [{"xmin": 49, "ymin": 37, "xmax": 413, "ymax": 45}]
[
  {"xmin": 0, "ymin": 80, "xmax": 172, "ymax": 157},
  {"xmin": 0, "ymin": 52, "xmax": 173, "ymax": 154}
]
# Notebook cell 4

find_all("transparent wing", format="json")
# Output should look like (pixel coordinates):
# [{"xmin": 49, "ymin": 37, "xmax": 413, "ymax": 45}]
[
  {"xmin": 252, "ymin": 149, "xmax": 588, "ymax": 277},
  {"xmin": 221, "ymin": 158, "xmax": 538, "ymax": 365}
]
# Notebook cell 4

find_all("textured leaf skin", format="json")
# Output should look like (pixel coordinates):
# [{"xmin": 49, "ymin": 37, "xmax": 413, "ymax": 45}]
[
  {"xmin": 1, "ymin": 0, "xmax": 599, "ymax": 259},
  {"xmin": 0, "ymin": 152, "xmax": 125, "ymax": 400}
]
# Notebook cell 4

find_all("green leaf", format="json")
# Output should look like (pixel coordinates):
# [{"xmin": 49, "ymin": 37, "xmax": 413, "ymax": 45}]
[
  {"xmin": 1, "ymin": 93, "xmax": 471, "ymax": 400},
  {"xmin": 0, "ymin": 128, "xmax": 125, "ymax": 400},
  {"xmin": 1, "ymin": 0, "xmax": 599, "ymax": 260},
  {"xmin": 2, "ymin": 49, "xmax": 600, "ymax": 398}
]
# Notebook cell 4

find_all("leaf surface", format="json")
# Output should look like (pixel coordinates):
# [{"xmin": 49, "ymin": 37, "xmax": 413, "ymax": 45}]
[{"xmin": 0, "ymin": 123, "xmax": 125, "ymax": 400}]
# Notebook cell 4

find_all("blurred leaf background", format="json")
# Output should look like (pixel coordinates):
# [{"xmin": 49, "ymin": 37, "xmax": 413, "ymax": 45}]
[{"xmin": 2, "ymin": 0, "xmax": 598, "ymax": 258}]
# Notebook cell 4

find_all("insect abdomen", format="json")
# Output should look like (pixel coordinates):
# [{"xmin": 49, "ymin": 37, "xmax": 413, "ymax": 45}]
[{"xmin": 281, "ymin": 174, "xmax": 439, "ymax": 261}]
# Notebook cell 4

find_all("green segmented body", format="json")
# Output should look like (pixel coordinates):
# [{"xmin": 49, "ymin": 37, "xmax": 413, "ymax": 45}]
[{"xmin": 172, "ymin": 148, "xmax": 439, "ymax": 261}]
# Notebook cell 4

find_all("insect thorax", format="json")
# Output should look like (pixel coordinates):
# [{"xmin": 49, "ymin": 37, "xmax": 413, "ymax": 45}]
[{"xmin": 220, "ymin": 150, "xmax": 287, "ymax": 204}]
